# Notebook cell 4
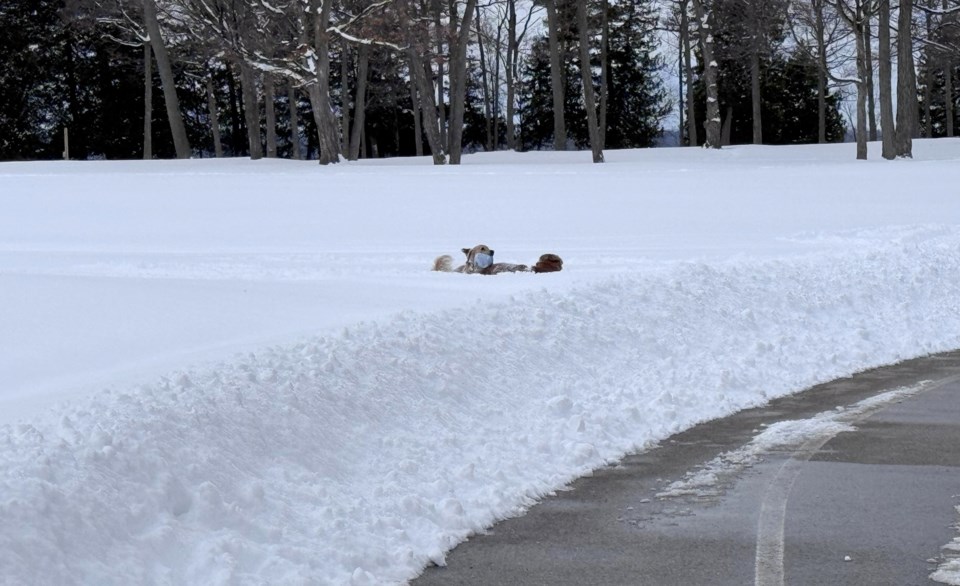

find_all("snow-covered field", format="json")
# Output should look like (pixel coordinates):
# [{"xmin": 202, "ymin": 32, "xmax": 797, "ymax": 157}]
[{"xmin": 2, "ymin": 141, "xmax": 960, "ymax": 585}]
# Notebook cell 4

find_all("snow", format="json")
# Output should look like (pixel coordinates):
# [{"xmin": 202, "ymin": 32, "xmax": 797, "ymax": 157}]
[
  {"xmin": 2, "ymin": 140, "xmax": 960, "ymax": 585},
  {"xmin": 656, "ymin": 383, "xmax": 927, "ymax": 499},
  {"xmin": 933, "ymin": 506, "xmax": 960, "ymax": 585}
]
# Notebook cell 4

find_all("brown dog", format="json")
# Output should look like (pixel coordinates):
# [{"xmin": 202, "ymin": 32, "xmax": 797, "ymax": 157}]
[{"xmin": 433, "ymin": 245, "xmax": 563, "ymax": 275}]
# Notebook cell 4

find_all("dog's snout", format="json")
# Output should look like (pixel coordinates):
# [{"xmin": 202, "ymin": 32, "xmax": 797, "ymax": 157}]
[{"xmin": 489, "ymin": 249, "xmax": 495, "ymax": 256}]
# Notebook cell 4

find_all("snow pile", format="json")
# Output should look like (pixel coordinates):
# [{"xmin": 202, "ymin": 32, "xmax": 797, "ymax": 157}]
[
  {"xmin": 932, "ymin": 505, "xmax": 960, "ymax": 585},
  {"xmin": 2, "ymin": 231, "xmax": 960, "ymax": 584}
]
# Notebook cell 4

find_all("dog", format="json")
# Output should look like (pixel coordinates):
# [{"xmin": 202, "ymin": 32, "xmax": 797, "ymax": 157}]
[{"xmin": 433, "ymin": 244, "xmax": 563, "ymax": 275}]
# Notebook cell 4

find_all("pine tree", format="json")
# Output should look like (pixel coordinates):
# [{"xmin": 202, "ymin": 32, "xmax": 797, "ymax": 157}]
[
  {"xmin": 603, "ymin": 0, "xmax": 671, "ymax": 148},
  {"xmin": 692, "ymin": 0, "xmax": 844, "ymax": 145},
  {"xmin": 519, "ymin": 0, "xmax": 669, "ymax": 151}
]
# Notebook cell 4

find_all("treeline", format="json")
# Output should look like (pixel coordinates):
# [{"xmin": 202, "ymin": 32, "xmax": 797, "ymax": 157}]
[{"xmin": 1, "ymin": 0, "xmax": 957, "ymax": 163}]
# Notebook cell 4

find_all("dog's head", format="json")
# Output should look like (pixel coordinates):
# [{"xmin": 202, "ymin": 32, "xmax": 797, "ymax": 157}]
[
  {"xmin": 533, "ymin": 253, "xmax": 563, "ymax": 273},
  {"xmin": 461, "ymin": 244, "xmax": 495, "ymax": 272}
]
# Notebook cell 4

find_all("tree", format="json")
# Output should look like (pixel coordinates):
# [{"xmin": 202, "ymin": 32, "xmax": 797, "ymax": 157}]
[
  {"xmin": 878, "ymin": 0, "xmax": 897, "ymax": 158},
  {"xmin": 833, "ymin": 0, "xmax": 872, "ymax": 159},
  {"xmin": 896, "ymin": 0, "xmax": 919, "ymax": 157},
  {"xmin": 604, "ymin": 0, "xmax": 671, "ymax": 148},
  {"xmin": 693, "ymin": 0, "xmax": 722, "ymax": 147},
  {"xmin": 542, "ymin": 0, "xmax": 569, "ymax": 150},
  {"xmin": 577, "ymin": 0, "xmax": 603, "ymax": 162},
  {"xmin": 142, "ymin": 0, "xmax": 191, "ymax": 157},
  {"xmin": 448, "ymin": 0, "xmax": 481, "ymax": 164}
]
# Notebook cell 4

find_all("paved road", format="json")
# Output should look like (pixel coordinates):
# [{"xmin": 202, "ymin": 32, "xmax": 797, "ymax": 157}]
[{"xmin": 414, "ymin": 351, "xmax": 960, "ymax": 585}]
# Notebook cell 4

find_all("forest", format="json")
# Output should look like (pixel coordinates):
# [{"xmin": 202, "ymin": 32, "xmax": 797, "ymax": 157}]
[{"xmin": 1, "ymin": 0, "xmax": 958, "ymax": 163}]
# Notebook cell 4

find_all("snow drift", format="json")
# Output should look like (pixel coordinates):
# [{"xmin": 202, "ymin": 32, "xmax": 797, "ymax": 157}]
[{"xmin": 2, "ymin": 141, "xmax": 960, "ymax": 584}]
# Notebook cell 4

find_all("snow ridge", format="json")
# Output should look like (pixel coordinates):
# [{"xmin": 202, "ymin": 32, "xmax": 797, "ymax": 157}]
[{"xmin": 2, "ymin": 235, "xmax": 960, "ymax": 585}]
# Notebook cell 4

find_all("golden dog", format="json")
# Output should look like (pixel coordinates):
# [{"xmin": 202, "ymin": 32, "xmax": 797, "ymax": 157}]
[{"xmin": 433, "ymin": 245, "xmax": 563, "ymax": 275}]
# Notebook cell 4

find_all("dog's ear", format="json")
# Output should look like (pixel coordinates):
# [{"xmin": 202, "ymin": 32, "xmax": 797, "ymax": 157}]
[{"xmin": 461, "ymin": 248, "xmax": 471, "ymax": 257}]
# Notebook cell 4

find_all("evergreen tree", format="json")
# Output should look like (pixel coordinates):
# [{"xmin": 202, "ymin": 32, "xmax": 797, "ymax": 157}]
[
  {"xmin": 603, "ymin": 0, "xmax": 670, "ymax": 148},
  {"xmin": 692, "ymin": 0, "xmax": 844, "ymax": 145},
  {"xmin": 517, "ymin": 38, "xmax": 559, "ymax": 150},
  {"xmin": 0, "ymin": 0, "xmax": 72, "ymax": 159},
  {"xmin": 519, "ymin": 0, "xmax": 668, "ymax": 151},
  {"xmin": 762, "ymin": 52, "xmax": 846, "ymax": 144},
  {"xmin": 917, "ymin": 57, "xmax": 959, "ymax": 138}
]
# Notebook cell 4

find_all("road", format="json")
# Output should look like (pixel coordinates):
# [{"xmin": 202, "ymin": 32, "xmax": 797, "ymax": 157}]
[{"xmin": 414, "ymin": 350, "xmax": 960, "ymax": 585}]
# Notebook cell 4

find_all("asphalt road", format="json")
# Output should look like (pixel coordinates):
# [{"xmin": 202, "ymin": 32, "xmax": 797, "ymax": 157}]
[{"xmin": 414, "ymin": 350, "xmax": 960, "ymax": 586}]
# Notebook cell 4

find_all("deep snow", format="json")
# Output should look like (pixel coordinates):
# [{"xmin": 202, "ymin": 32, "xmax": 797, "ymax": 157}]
[{"xmin": 2, "ymin": 140, "xmax": 960, "ymax": 584}]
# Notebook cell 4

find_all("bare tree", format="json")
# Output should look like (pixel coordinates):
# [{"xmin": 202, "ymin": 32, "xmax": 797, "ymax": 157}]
[
  {"xmin": 788, "ymin": 0, "xmax": 849, "ymax": 143},
  {"xmin": 205, "ymin": 70, "xmax": 224, "ymax": 157},
  {"xmin": 878, "ymin": 0, "xmax": 897, "ymax": 157},
  {"xmin": 475, "ymin": 3, "xmax": 495, "ymax": 151},
  {"xmin": 448, "ymin": 0, "xmax": 481, "ymax": 164},
  {"xmin": 142, "ymin": 0, "xmax": 191, "ymax": 158},
  {"xmin": 143, "ymin": 41, "xmax": 152, "ymax": 159},
  {"xmin": 402, "ymin": 0, "xmax": 446, "ymax": 163},
  {"xmin": 265, "ymin": 73, "xmax": 277, "ymax": 157},
  {"xmin": 681, "ymin": 0, "xmax": 698, "ymax": 145},
  {"xmin": 577, "ymin": 0, "xmax": 603, "ymax": 162},
  {"xmin": 505, "ymin": 1, "xmax": 539, "ymax": 150},
  {"xmin": 863, "ymin": 8, "xmax": 877, "ymax": 140},
  {"xmin": 287, "ymin": 82, "xmax": 302, "ymax": 160},
  {"xmin": 348, "ymin": 45, "xmax": 371, "ymax": 160},
  {"xmin": 834, "ymin": 0, "xmax": 873, "ymax": 159},
  {"xmin": 543, "ymin": 0, "xmax": 567, "ymax": 150},
  {"xmin": 95, "ymin": 0, "xmax": 194, "ymax": 158},
  {"xmin": 599, "ymin": 0, "xmax": 610, "ymax": 148},
  {"xmin": 896, "ymin": 0, "xmax": 919, "ymax": 157}
]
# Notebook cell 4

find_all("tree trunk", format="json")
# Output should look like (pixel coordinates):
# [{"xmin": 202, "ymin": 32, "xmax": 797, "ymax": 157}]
[
  {"xmin": 227, "ymin": 67, "xmax": 244, "ymax": 155},
  {"xmin": 577, "ymin": 0, "xmax": 603, "ymax": 163},
  {"xmin": 693, "ymin": 0, "xmax": 721, "ymax": 148},
  {"xmin": 265, "ymin": 74, "xmax": 277, "ymax": 157},
  {"xmin": 492, "ymin": 21, "xmax": 502, "ymax": 151},
  {"xmin": 721, "ymin": 106, "xmax": 733, "ymax": 146},
  {"xmin": 923, "ymin": 7, "xmax": 933, "ymax": 138},
  {"xmin": 340, "ymin": 42, "xmax": 351, "ymax": 154},
  {"xmin": 750, "ymin": 46, "xmax": 762, "ymax": 144},
  {"xmin": 863, "ymin": 13, "xmax": 877, "ymax": 141},
  {"xmin": 682, "ymin": 0, "xmax": 697, "ymax": 146},
  {"xmin": 448, "ymin": 0, "xmax": 480, "ymax": 165},
  {"xmin": 435, "ymin": 2, "xmax": 448, "ymax": 152},
  {"xmin": 946, "ymin": 0, "xmax": 955, "ymax": 137},
  {"xmin": 545, "ymin": 0, "xmax": 567, "ymax": 150},
  {"xmin": 142, "ymin": 0, "xmax": 190, "ymax": 158},
  {"xmin": 854, "ymin": 3, "xmax": 869, "ymax": 160},
  {"xmin": 409, "ymin": 77, "xmax": 424, "ymax": 156},
  {"xmin": 409, "ymin": 49, "xmax": 446, "ymax": 163},
  {"xmin": 815, "ymin": 0, "xmax": 827, "ymax": 143},
  {"xmin": 895, "ymin": 0, "xmax": 917, "ymax": 158},
  {"xmin": 878, "ymin": 0, "xmax": 896, "ymax": 159},
  {"xmin": 506, "ymin": 0, "xmax": 518, "ymax": 150},
  {"xmin": 475, "ymin": 3, "xmax": 494, "ymax": 151},
  {"xmin": 143, "ymin": 42, "xmax": 152, "ymax": 160},
  {"xmin": 206, "ymin": 74, "xmax": 224, "ymax": 158},
  {"xmin": 946, "ymin": 56, "xmax": 955, "ymax": 137},
  {"xmin": 599, "ymin": 0, "xmax": 610, "ymax": 149},
  {"xmin": 287, "ymin": 83, "xmax": 302, "ymax": 160},
  {"xmin": 309, "ymin": 0, "xmax": 342, "ymax": 164},
  {"xmin": 348, "ymin": 45, "xmax": 370, "ymax": 161},
  {"xmin": 239, "ymin": 62, "xmax": 263, "ymax": 159}
]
